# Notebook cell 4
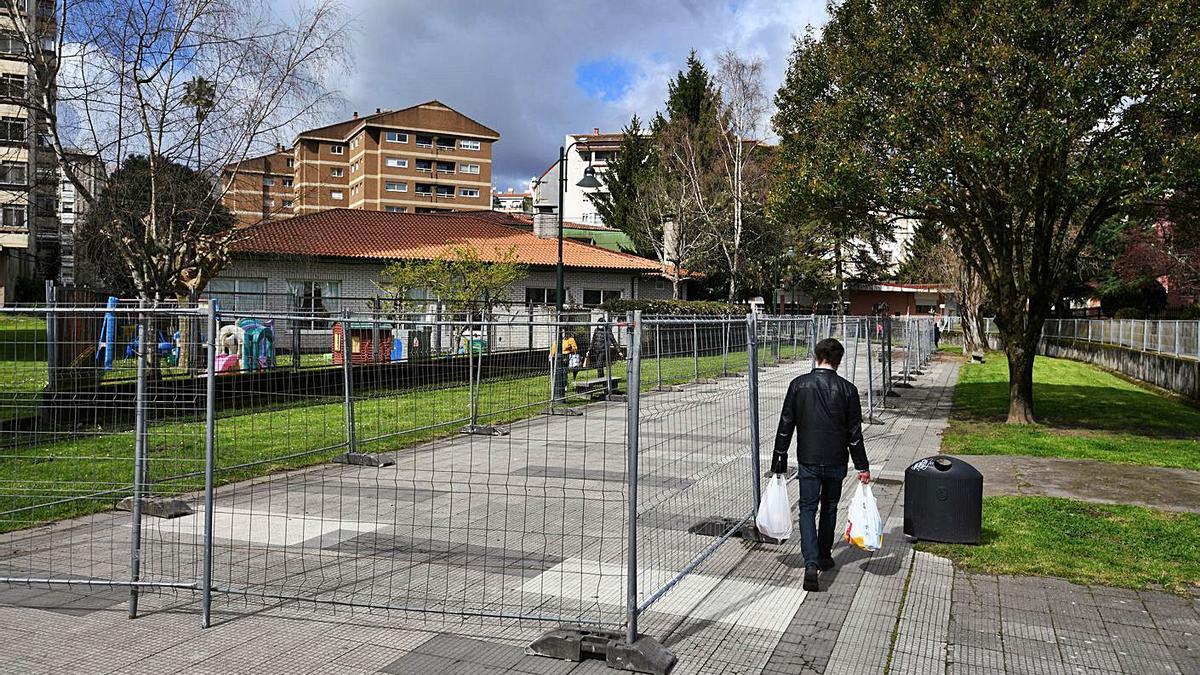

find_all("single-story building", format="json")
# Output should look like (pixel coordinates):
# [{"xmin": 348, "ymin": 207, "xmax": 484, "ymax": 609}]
[
  {"xmin": 212, "ymin": 207, "xmax": 682, "ymax": 317},
  {"xmin": 778, "ymin": 282, "xmax": 957, "ymax": 316}
]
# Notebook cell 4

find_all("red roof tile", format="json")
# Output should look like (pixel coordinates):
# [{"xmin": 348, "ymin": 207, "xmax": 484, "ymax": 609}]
[{"xmin": 231, "ymin": 209, "xmax": 662, "ymax": 272}]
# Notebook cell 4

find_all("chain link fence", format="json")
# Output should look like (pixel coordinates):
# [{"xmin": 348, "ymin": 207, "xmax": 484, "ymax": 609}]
[{"xmin": 2, "ymin": 301, "xmax": 934, "ymax": 663}]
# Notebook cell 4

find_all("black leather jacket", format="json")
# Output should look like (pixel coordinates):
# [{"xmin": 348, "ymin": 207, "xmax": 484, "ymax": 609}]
[{"xmin": 770, "ymin": 368, "xmax": 869, "ymax": 473}]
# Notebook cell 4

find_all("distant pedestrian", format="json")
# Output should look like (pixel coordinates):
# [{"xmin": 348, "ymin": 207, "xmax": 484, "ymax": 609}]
[
  {"xmin": 933, "ymin": 321, "xmax": 941, "ymax": 348},
  {"xmin": 584, "ymin": 318, "xmax": 622, "ymax": 378},
  {"xmin": 771, "ymin": 338, "xmax": 870, "ymax": 592}
]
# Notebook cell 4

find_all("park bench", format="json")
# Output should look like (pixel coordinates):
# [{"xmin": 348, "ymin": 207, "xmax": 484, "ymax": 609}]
[{"xmin": 574, "ymin": 375, "xmax": 622, "ymax": 399}]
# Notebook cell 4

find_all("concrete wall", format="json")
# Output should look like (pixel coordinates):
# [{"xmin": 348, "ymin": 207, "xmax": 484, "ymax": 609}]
[{"xmin": 1038, "ymin": 337, "xmax": 1199, "ymax": 402}]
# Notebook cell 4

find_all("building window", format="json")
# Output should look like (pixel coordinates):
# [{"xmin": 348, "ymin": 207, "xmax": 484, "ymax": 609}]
[
  {"xmin": 208, "ymin": 277, "xmax": 267, "ymax": 312},
  {"xmin": 385, "ymin": 131, "xmax": 408, "ymax": 143},
  {"xmin": 331, "ymin": 190, "xmax": 344, "ymax": 200},
  {"xmin": 329, "ymin": 144, "xmax": 344, "ymax": 155},
  {"xmin": 461, "ymin": 163, "xmax": 480, "ymax": 175},
  {"xmin": 655, "ymin": 279, "xmax": 665, "ymax": 290},
  {"xmin": 435, "ymin": 185, "xmax": 454, "ymax": 198},
  {"xmin": 415, "ymin": 134, "xmax": 433, "ymax": 148},
  {"xmin": 262, "ymin": 177, "xmax": 275, "ymax": 187},
  {"xmin": 0, "ymin": 73, "xmax": 24, "ymax": 99},
  {"xmin": 415, "ymin": 159, "xmax": 432, "ymax": 172},
  {"xmin": 415, "ymin": 184, "xmax": 433, "ymax": 196},
  {"xmin": 385, "ymin": 181, "xmax": 406, "ymax": 192},
  {"xmin": 525, "ymin": 288, "xmax": 558, "ymax": 305},
  {"xmin": 35, "ymin": 195, "xmax": 54, "ymax": 216},
  {"xmin": 282, "ymin": 178, "xmax": 293, "ymax": 188},
  {"xmin": 286, "ymin": 158, "xmax": 294, "ymax": 167},
  {"xmin": 459, "ymin": 139, "xmax": 481, "ymax": 151},
  {"xmin": 288, "ymin": 280, "xmax": 340, "ymax": 329},
  {"xmin": 0, "ymin": 161, "xmax": 26, "ymax": 185},
  {"xmin": 0, "ymin": 116, "xmax": 25, "ymax": 143},
  {"xmin": 282, "ymin": 199, "xmax": 293, "ymax": 208},
  {"xmin": 583, "ymin": 289, "xmax": 621, "ymax": 306},
  {"xmin": 1, "ymin": 205, "xmax": 24, "ymax": 229},
  {"xmin": 459, "ymin": 188, "xmax": 479, "ymax": 198},
  {"xmin": 385, "ymin": 206, "xmax": 407, "ymax": 213},
  {"xmin": 330, "ymin": 167, "xmax": 344, "ymax": 177},
  {"xmin": 0, "ymin": 32, "xmax": 21, "ymax": 54},
  {"xmin": 385, "ymin": 157, "xmax": 407, "ymax": 168},
  {"xmin": 435, "ymin": 161, "xmax": 455, "ymax": 174}
]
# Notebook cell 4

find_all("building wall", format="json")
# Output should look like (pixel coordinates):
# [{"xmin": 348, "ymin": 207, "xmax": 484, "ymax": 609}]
[
  {"xmin": 0, "ymin": 3, "xmax": 57, "ymax": 303},
  {"xmin": 221, "ymin": 151, "xmax": 296, "ymax": 226}
]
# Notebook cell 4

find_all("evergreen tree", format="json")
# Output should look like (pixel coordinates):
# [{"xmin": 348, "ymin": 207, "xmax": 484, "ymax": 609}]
[
  {"xmin": 588, "ymin": 116, "xmax": 657, "ymax": 256},
  {"xmin": 895, "ymin": 220, "xmax": 944, "ymax": 283}
]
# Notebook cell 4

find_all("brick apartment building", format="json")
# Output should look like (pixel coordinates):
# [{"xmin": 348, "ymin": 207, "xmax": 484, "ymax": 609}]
[{"xmin": 222, "ymin": 100, "xmax": 498, "ymax": 226}]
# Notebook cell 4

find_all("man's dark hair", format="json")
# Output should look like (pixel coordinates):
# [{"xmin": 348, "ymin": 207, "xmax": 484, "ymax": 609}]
[{"xmin": 814, "ymin": 338, "xmax": 845, "ymax": 367}]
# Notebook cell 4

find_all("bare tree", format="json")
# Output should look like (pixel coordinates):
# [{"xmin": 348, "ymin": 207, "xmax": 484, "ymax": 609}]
[
  {"xmin": 712, "ymin": 50, "xmax": 767, "ymax": 301},
  {"xmin": 7, "ymin": 0, "xmax": 351, "ymax": 302}
]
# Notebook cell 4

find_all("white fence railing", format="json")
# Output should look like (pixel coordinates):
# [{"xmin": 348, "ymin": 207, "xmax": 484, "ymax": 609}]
[{"xmin": 944, "ymin": 316, "xmax": 1200, "ymax": 362}]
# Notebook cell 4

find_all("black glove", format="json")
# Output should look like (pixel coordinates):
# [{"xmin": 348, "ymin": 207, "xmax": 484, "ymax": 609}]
[{"xmin": 770, "ymin": 452, "xmax": 787, "ymax": 475}]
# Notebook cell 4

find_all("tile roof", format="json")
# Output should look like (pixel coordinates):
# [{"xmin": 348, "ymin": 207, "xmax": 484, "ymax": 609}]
[
  {"xmin": 223, "ymin": 149, "xmax": 294, "ymax": 174},
  {"xmin": 231, "ymin": 209, "xmax": 663, "ymax": 272},
  {"xmin": 298, "ymin": 100, "xmax": 500, "ymax": 142}
]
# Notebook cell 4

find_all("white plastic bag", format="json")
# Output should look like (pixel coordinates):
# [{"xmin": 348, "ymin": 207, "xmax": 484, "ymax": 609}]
[
  {"xmin": 568, "ymin": 353, "xmax": 581, "ymax": 369},
  {"xmin": 844, "ymin": 482, "xmax": 883, "ymax": 552},
  {"xmin": 755, "ymin": 475, "xmax": 793, "ymax": 541}
]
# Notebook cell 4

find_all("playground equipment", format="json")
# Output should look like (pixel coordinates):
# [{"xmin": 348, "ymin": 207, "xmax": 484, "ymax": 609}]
[{"xmin": 213, "ymin": 318, "xmax": 275, "ymax": 374}]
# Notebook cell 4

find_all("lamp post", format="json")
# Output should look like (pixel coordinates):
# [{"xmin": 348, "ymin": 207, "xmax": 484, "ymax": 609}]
[{"xmin": 550, "ymin": 142, "xmax": 602, "ymax": 403}]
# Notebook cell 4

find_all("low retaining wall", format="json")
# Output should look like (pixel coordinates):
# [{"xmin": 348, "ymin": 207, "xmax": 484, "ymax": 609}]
[{"xmin": 1038, "ymin": 338, "xmax": 1199, "ymax": 402}]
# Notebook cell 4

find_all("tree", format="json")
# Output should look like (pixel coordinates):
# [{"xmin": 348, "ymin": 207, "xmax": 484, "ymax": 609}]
[
  {"xmin": 774, "ymin": 0, "xmax": 1200, "ymax": 422},
  {"xmin": 377, "ymin": 246, "xmax": 527, "ymax": 325},
  {"xmin": 85, "ymin": 156, "xmax": 235, "ymax": 299},
  {"xmin": 711, "ymin": 50, "xmax": 769, "ymax": 301},
  {"xmin": 895, "ymin": 220, "xmax": 944, "ymax": 284},
  {"xmin": 9, "ymin": 0, "xmax": 350, "ymax": 297},
  {"xmin": 588, "ymin": 115, "xmax": 656, "ymax": 256}
]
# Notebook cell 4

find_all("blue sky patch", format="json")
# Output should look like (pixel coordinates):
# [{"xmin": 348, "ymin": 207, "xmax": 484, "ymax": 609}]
[{"xmin": 574, "ymin": 57, "xmax": 635, "ymax": 103}]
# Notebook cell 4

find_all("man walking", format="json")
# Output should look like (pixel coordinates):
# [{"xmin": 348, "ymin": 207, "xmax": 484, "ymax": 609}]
[{"xmin": 770, "ymin": 338, "xmax": 870, "ymax": 592}]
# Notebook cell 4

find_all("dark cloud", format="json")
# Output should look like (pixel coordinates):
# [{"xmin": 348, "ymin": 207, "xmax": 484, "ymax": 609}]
[{"xmin": 335, "ymin": 0, "xmax": 827, "ymax": 190}]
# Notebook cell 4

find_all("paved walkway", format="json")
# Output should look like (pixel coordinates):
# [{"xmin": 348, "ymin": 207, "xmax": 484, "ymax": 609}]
[
  {"xmin": 966, "ymin": 454, "xmax": 1200, "ymax": 514},
  {"xmin": 2, "ymin": 356, "xmax": 1197, "ymax": 674}
]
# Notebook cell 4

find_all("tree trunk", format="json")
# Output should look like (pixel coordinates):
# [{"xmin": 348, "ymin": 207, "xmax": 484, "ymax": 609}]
[
  {"xmin": 176, "ymin": 291, "xmax": 203, "ymax": 372},
  {"xmin": 1003, "ymin": 338, "xmax": 1036, "ymax": 423}
]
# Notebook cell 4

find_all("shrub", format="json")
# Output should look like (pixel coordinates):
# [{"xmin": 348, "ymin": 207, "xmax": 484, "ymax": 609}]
[
  {"xmin": 1178, "ymin": 305, "xmax": 1200, "ymax": 320},
  {"xmin": 1112, "ymin": 307, "xmax": 1144, "ymax": 320},
  {"xmin": 599, "ymin": 299, "xmax": 751, "ymax": 316}
]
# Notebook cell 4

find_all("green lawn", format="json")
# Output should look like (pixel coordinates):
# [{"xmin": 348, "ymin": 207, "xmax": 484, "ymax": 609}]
[
  {"xmin": 1, "ymin": 344, "xmax": 772, "ymax": 533},
  {"xmin": 916, "ymin": 496, "xmax": 1200, "ymax": 594},
  {"xmin": 944, "ymin": 353, "xmax": 1200, "ymax": 469}
]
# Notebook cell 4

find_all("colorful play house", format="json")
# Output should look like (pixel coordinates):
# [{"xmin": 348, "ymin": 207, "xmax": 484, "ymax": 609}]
[{"xmin": 332, "ymin": 322, "xmax": 393, "ymax": 365}]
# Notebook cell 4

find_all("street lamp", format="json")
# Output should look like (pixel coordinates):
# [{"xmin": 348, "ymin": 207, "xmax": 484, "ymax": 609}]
[{"xmin": 549, "ymin": 142, "xmax": 602, "ymax": 404}]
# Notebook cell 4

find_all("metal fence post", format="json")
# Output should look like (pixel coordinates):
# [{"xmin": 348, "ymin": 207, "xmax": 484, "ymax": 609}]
[
  {"xmin": 656, "ymin": 322, "xmax": 663, "ymax": 389},
  {"xmin": 341, "ymin": 312, "xmax": 357, "ymax": 454},
  {"xmin": 201, "ymin": 302, "xmax": 217, "ymax": 628},
  {"xmin": 745, "ymin": 313, "xmax": 762, "ymax": 510},
  {"xmin": 722, "ymin": 319, "xmax": 730, "ymax": 376},
  {"xmin": 865, "ymin": 318, "xmax": 878, "ymax": 424},
  {"xmin": 1144, "ymin": 319, "xmax": 1150, "ymax": 352},
  {"xmin": 1175, "ymin": 320, "xmax": 1181, "ymax": 357},
  {"xmin": 129, "ymin": 300, "xmax": 149, "ymax": 619},
  {"xmin": 692, "ymin": 321, "xmax": 699, "ymax": 382},
  {"xmin": 624, "ymin": 311, "xmax": 643, "ymax": 644},
  {"xmin": 45, "ymin": 280, "xmax": 57, "ymax": 390},
  {"xmin": 291, "ymin": 289, "xmax": 302, "ymax": 373}
]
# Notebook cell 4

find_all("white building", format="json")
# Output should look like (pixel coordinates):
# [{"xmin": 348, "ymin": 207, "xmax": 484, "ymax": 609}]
[
  {"xmin": 492, "ymin": 188, "xmax": 531, "ymax": 214},
  {"xmin": 56, "ymin": 151, "xmax": 104, "ymax": 285},
  {"xmin": 530, "ymin": 130, "xmax": 621, "ymax": 226}
]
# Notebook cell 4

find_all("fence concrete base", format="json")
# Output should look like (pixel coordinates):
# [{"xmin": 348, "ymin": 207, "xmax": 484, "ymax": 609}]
[{"xmin": 1039, "ymin": 338, "xmax": 1199, "ymax": 401}]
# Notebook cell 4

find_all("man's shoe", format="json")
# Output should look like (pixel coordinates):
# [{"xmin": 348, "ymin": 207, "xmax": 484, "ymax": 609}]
[
  {"xmin": 803, "ymin": 565, "xmax": 819, "ymax": 592},
  {"xmin": 818, "ymin": 558, "xmax": 835, "ymax": 571}
]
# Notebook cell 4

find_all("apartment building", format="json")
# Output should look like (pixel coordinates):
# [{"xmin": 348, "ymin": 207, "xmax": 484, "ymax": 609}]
[
  {"xmin": 0, "ymin": 0, "xmax": 56, "ymax": 303},
  {"xmin": 531, "ymin": 129, "xmax": 621, "ymax": 226},
  {"xmin": 221, "ymin": 148, "xmax": 296, "ymax": 226},
  {"xmin": 56, "ymin": 150, "xmax": 104, "ymax": 285},
  {"xmin": 493, "ymin": 188, "xmax": 531, "ymax": 214},
  {"xmin": 223, "ymin": 100, "xmax": 498, "ymax": 226}
]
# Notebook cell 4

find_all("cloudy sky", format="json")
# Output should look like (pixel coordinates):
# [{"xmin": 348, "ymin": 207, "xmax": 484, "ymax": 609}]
[{"xmin": 328, "ymin": 0, "xmax": 829, "ymax": 191}]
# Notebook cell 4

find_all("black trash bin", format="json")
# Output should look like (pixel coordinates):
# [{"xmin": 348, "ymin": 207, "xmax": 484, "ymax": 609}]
[{"xmin": 903, "ymin": 456, "xmax": 982, "ymax": 544}]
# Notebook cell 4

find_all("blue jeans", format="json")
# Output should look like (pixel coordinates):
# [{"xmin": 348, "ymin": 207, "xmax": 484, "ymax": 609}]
[{"xmin": 797, "ymin": 463, "xmax": 847, "ymax": 566}]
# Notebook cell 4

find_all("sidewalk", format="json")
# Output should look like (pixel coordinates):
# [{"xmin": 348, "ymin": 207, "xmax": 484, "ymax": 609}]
[{"xmin": 2, "ymin": 357, "xmax": 1196, "ymax": 674}]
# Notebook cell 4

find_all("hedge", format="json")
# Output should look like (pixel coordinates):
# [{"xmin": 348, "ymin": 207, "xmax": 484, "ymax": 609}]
[{"xmin": 599, "ymin": 299, "xmax": 751, "ymax": 316}]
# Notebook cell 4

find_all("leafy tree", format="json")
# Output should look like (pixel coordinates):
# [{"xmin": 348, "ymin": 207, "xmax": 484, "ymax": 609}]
[
  {"xmin": 377, "ymin": 246, "xmax": 526, "ymax": 323},
  {"xmin": 83, "ymin": 155, "xmax": 236, "ymax": 302},
  {"xmin": 773, "ymin": 0, "xmax": 1200, "ymax": 422},
  {"xmin": 589, "ymin": 115, "xmax": 657, "ymax": 256},
  {"xmin": 895, "ymin": 220, "xmax": 944, "ymax": 284}
]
